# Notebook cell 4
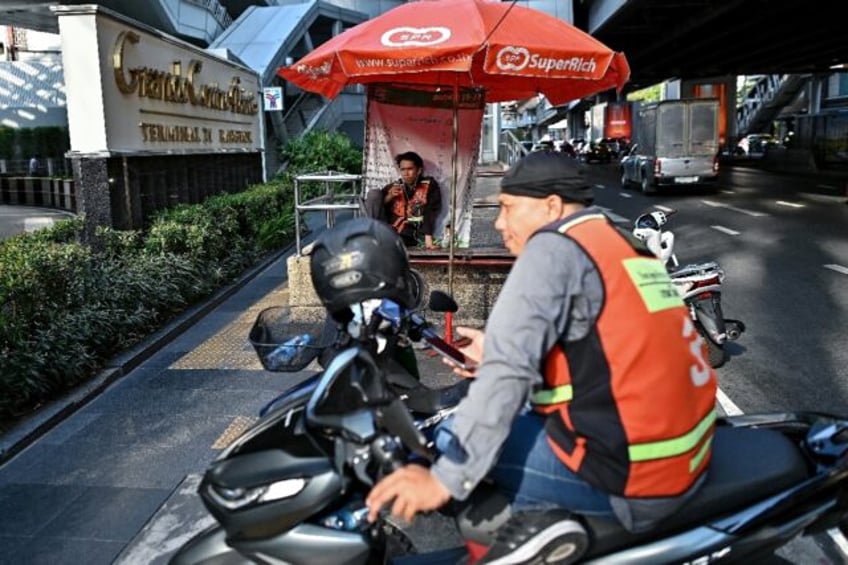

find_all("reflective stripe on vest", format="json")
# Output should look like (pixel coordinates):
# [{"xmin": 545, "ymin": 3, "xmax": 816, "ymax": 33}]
[
  {"xmin": 390, "ymin": 182, "xmax": 429, "ymax": 222},
  {"xmin": 628, "ymin": 410, "xmax": 715, "ymax": 473},
  {"xmin": 531, "ymin": 384, "xmax": 573, "ymax": 405}
]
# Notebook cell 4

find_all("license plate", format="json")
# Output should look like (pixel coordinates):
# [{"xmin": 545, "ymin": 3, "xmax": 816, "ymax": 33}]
[{"xmin": 675, "ymin": 176, "xmax": 698, "ymax": 184}]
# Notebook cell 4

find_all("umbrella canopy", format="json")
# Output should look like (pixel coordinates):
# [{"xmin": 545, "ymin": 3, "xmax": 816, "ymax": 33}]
[{"xmin": 278, "ymin": 0, "xmax": 629, "ymax": 105}]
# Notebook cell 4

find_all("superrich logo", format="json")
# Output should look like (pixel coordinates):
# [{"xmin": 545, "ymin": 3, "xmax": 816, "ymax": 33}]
[
  {"xmin": 381, "ymin": 26, "xmax": 451, "ymax": 47},
  {"xmin": 495, "ymin": 46, "xmax": 598, "ymax": 74},
  {"xmin": 296, "ymin": 60, "xmax": 332, "ymax": 79}
]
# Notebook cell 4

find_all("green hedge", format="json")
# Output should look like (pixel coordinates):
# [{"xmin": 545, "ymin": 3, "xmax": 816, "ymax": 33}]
[{"xmin": 0, "ymin": 130, "xmax": 362, "ymax": 427}]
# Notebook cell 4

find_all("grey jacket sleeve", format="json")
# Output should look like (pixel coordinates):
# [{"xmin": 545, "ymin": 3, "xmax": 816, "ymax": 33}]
[{"xmin": 430, "ymin": 231, "xmax": 601, "ymax": 500}]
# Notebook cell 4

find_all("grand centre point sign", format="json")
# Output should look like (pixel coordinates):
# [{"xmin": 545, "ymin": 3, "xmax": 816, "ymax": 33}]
[{"xmin": 55, "ymin": 5, "xmax": 262, "ymax": 155}]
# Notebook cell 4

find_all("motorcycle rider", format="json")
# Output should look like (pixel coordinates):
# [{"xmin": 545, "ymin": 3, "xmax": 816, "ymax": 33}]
[{"xmin": 366, "ymin": 150, "xmax": 718, "ymax": 563}]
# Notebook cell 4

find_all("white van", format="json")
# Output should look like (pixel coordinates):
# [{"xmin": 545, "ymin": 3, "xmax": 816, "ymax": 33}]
[{"xmin": 620, "ymin": 99, "xmax": 720, "ymax": 194}]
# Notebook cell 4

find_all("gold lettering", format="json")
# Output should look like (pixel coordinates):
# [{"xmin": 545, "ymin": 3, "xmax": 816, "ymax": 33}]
[
  {"xmin": 112, "ymin": 29, "xmax": 259, "ymax": 115},
  {"xmin": 186, "ymin": 60, "xmax": 203, "ymax": 105},
  {"xmin": 139, "ymin": 122, "xmax": 202, "ymax": 143},
  {"xmin": 139, "ymin": 122, "xmax": 257, "ymax": 145},
  {"xmin": 218, "ymin": 129, "xmax": 252, "ymax": 144},
  {"xmin": 113, "ymin": 31, "xmax": 140, "ymax": 94}
]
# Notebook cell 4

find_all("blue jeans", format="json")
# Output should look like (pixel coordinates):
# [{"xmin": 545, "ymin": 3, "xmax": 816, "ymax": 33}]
[{"xmin": 434, "ymin": 410, "xmax": 615, "ymax": 519}]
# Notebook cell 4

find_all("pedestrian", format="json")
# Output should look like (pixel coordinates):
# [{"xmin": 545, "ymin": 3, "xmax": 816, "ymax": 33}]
[
  {"xmin": 28, "ymin": 155, "xmax": 38, "ymax": 176},
  {"xmin": 363, "ymin": 151, "xmax": 442, "ymax": 249}
]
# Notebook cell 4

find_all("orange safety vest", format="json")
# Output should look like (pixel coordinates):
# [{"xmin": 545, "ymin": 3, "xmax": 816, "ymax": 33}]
[
  {"xmin": 533, "ymin": 211, "xmax": 717, "ymax": 499},
  {"xmin": 389, "ymin": 179, "xmax": 431, "ymax": 236}
]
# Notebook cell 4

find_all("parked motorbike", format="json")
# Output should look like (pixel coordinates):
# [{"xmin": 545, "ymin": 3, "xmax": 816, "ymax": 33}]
[
  {"xmin": 170, "ymin": 290, "xmax": 470, "ymax": 565},
  {"xmin": 632, "ymin": 208, "xmax": 745, "ymax": 368},
  {"xmin": 172, "ymin": 315, "xmax": 848, "ymax": 563}
]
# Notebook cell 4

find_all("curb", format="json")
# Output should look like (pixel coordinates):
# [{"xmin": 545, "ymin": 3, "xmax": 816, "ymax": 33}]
[{"xmin": 0, "ymin": 245, "xmax": 293, "ymax": 465}]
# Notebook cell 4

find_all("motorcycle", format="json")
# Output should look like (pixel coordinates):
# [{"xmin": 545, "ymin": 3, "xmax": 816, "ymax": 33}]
[
  {"xmin": 632, "ymin": 208, "xmax": 746, "ymax": 368},
  {"xmin": 170, "ymin": 290, "xmax": 470, "ymax": 565},
  {"xmin": 171, "ymin": 314, "xmax": 848, "ymax": 564}
]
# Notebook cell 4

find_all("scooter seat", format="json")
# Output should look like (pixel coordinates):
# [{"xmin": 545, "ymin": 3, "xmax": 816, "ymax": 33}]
[{"xmin": 583, "ymin": 425, "xmax": 810, "ymax": 556}]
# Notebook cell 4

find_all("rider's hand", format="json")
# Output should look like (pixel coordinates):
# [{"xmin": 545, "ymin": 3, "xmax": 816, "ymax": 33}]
[
  {"xmin": 442, "ymin": 326, "xmax": 484, "ymax": 378},
  {"xmin": 366, "ymin": 464, "xmax": 451, "ymax": 524}
]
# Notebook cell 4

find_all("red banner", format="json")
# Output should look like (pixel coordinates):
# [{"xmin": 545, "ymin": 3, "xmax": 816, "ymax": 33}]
[
  {"xmin": 363, "ymin": 85, "xmax": 484, "ymax": 247},
  {"xmin": 605, "ymin": 102, "xmax": 632, "ymax": 140}
]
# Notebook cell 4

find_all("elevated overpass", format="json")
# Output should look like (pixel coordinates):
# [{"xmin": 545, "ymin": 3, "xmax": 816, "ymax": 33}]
[
  {"xmin": 0, "ymin": 0, "xmax": 845, "ymax": 163},
  {"xmin": 583, "ymin": 0, "xmax": 847, "ymax": 92},
  {"xmin": 3, "ymin": 0, "xmax": 845, "ymax": 87}
]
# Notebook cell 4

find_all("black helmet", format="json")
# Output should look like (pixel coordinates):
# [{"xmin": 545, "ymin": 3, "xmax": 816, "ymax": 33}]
[{"xmin": 309, "ymin": 218, "xmax": 421, "ymax": 318}]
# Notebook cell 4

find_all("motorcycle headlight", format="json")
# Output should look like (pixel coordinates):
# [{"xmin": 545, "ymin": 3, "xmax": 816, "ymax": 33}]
[{"xmin": 208, "ymin": 478, "xmax": 307, "ymax": 510}]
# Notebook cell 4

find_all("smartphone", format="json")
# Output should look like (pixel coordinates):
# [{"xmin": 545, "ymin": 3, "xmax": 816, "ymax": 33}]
[{"xmin": 424, "ymin": 334, "xmax": 476, "ymax": 371}]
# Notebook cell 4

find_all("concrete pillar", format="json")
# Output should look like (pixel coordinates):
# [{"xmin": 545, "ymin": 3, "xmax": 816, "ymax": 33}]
[
  {"xmin": 807, "ymin": 75, "xmax": 824, "ymax": 114},
  {"xmin": 72, "ymin": 156, "xmax": 113, "ymax": 242}
]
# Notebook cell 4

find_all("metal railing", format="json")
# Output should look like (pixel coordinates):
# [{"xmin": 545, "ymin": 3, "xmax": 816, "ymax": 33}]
[
  {"xmin": 498, "ymin": 129, "xmax": 531, "ymax": 167},
  {"xmin": 736, "ymin": 74, "xmax": 809, "ymax": 137},
  {"xmin": 183, "ymin": 0, "xmax": 233, "ymax": 28}
]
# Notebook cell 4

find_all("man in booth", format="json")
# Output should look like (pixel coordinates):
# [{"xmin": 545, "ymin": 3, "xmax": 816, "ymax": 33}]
[{"xmin": 363, "ymin": 151, "xmax": 442, "ymax": 249}]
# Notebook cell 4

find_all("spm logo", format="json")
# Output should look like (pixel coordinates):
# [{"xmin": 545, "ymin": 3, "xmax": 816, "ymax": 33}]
[
  {"xmin": 495, "ymin": 46, "xmax": 530, "ymax": 71},
  {"xmin": 381, "ymin": 26, "xmax": 451, "ymax": 47}
]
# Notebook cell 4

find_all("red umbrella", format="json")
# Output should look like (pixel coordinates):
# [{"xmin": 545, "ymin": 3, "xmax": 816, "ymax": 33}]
[
  {"xmin": 278, "ymin": 0, "xmax": 630, "ymax": 104},
  {"xmin": 278, "ymin": 0, "xmax": 629, "ymax": 294}
]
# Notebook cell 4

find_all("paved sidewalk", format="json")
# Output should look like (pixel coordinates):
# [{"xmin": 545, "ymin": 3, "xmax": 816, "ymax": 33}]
[{"xmin": 0, "ymin": 204, "xmax": 76, "ymax": 240}]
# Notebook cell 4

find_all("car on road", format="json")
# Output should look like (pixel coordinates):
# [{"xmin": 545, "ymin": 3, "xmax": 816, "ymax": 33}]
[
  {"xmin": 578, "ymin": 140, "xmax": 612, "ymax": 163},
  {"xmin": 736, "ymin": 133, "xmax": 778, "ymax": 158}
]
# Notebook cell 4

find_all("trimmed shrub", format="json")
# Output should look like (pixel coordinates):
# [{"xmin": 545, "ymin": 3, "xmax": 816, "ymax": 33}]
[
  {"xmin": 0, "ymin": 129, "xmax": 364, "ymax": 427},
  {"xmin": 0, "ymin": 181, "xmax": 295, "ymax": 423},
  {"xmin": 281, "ymin": 129, "xmax": 363, "ymax": 179}
]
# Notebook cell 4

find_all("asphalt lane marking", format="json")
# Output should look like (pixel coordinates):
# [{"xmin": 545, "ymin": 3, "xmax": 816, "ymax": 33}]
[
  {"xmin": 711, "ymin": 225, "xmax": 740, "ymax": 236},
  {"xmin": 594, "ymin": 184, "xmax": 606, "ymax": 190},
  {"xmin": 717, "ymin": 387, "xmax": 848, "ymax": 557},
  {"xmin": 654, "ymin": 205, "xmax": 675, "ymax": 213},
  {"xmin": 824, "ymin": 264, "xmax": 848, "ymax": 276},
  {"xmin": 619, "ymin": 192, "xmax": 633, "ymax": 198},
  {"xmin": 776, "ymin": 200, "xmax": 805, "ymax": 208},
  {"xmin": 817, "ymin": 184, "xmax": 839, "ymax": 191},
  {"xmin": 716, "ymin": 388, "xmax": 743, "ymax": 415},
  {"xmin": 721, "ymin": 190, "xmax": 735, "ymax": 195},
  {"xmin": 701, "ymin": 199, "xmax": 768, "ymax": 217}
]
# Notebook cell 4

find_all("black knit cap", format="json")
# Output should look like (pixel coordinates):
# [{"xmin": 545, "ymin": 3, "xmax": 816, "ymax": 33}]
[{"xmin": 500, "ymin": 151, "xmax": 594, "ymax": 205}]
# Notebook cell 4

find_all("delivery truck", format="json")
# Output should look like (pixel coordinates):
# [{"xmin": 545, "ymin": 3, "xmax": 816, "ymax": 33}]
[{"xmin": 620, "ymin": 98, "xmax": 720, "ymax": 194}]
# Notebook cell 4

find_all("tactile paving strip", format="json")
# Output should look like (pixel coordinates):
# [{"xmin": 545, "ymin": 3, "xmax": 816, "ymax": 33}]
[
  {"xmin": 171, "ymin": 287, "xmax": 289, "ymax": 370},
  {"xmin": 211, "ymin": 415, "xmax": 258, "ymax": 449}
]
